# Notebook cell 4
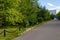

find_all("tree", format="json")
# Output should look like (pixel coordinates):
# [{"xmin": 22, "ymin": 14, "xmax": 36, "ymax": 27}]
[
  {"xmin": 0, "ymin": 0, "xmax": 24, "ymax": 27},
  {"xmin": 57, "ymin": 11, "xmax": 60, "ymax": 20}
]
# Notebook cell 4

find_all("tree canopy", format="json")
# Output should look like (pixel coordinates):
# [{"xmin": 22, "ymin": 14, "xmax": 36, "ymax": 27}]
[{"xmin": 0, "ymin": 0, "xmax": 51, "ymax": 28}]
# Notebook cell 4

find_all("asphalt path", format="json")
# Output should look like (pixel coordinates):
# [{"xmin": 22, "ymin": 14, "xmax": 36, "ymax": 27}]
[{"xmin": 13, "ymin": 20, "xmax": 60, "ymax": 40}]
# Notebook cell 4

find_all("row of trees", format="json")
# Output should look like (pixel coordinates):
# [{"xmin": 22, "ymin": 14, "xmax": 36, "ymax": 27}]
[{"xmin": 0, "ymin": 0, "xmax": 52, "ymax": 28}]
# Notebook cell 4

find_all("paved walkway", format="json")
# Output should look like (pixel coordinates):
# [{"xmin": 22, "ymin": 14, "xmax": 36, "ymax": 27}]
[{"xmin": 13, "ymin": 20, "xmax": 60, "ymax": 40}]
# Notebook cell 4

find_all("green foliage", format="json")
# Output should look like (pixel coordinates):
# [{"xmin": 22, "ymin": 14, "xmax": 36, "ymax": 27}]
[
  {"xmin": 0, "ymin": 0, "xmax": 52, "ymax": 28},
  {"xmin": 0, "ymin": 0, "xmax": 24, "ymax": 27},
  {"xmin": 6, "ymin": 8, "xmax": 24, "ymax": 25},
  {"xmin": 57, "ymin": 11, "xmax": 60, "ymax": 20}
]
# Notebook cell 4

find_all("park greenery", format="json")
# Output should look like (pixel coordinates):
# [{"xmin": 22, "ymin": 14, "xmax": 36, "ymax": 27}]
[
  {"xmin": 57, "ymin": 11, "xmax": 60, "ymax": 20},
  {"xmin": 0, "ymin": 0, "xmax": 52, "ymax": 28},
  {"xmin": 0, "ymin": 0, "xmax": 53, "ymax": 40}
]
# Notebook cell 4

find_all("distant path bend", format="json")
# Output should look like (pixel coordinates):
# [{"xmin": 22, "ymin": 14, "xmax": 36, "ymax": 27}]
[{"xmin": 13, "ymin": 20, "xmax": 60, "ymax": 40}]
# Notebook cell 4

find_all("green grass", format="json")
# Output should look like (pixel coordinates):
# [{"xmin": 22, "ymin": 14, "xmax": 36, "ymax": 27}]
[{"xmin": 0, "ymin": 27, "xmax": 26, "ymax": 40}]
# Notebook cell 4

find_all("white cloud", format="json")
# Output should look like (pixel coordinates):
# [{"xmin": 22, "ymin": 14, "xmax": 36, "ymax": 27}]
[
  {"xmin": 47, "ymin": 3, "xmax": 54, "ymax": 6},
  {"xmin": 47, "ymin": 3, "xmax": 60, "ymax": 12}
]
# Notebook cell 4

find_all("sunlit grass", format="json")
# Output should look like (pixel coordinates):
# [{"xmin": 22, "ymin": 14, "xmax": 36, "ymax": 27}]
[{"xmin": 0, "ymin": 26, "xmax": 26, "ymax": 40}]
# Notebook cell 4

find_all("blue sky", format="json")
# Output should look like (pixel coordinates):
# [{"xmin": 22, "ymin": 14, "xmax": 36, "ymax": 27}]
[{"xmin": 38, "ymin": 0, "xmax": 60, "ymax": 12}]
